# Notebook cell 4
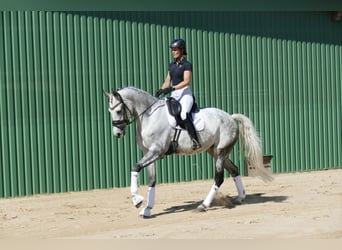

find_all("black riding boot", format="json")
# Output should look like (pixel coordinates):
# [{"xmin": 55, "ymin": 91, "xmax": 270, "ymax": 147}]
[{"xmin": 183, "ymin": 114, "xmax": 201, "ymax": 149}]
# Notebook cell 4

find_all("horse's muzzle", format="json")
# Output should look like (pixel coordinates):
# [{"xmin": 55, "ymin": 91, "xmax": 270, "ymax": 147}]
[{"xmin": 112, "ymin": 127, "xmax": 125, "ymax": 138}]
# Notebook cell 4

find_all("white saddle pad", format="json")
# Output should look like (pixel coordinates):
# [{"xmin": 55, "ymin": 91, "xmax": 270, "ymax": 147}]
[{"xmin": 166, "ymin": 110, "xmax": 205, "ymax": 131}]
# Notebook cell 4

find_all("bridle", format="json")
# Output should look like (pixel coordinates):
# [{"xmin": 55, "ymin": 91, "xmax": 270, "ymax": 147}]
[
  {"xmin": 109, "ymin": 93, "xmax": 134, "ymax": 129},
  {"xmin": 109, "ymin": 91, "xmax": 160, "ymax": 129}
]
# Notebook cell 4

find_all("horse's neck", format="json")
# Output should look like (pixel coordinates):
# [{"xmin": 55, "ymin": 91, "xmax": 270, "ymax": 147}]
[
  {"xmin": 122, "ymin": 88, "xmax": 156, "ymax": 116},
  {"xmin": 122, "ymin": 88, "xmax": 160, "ymax": 137}
]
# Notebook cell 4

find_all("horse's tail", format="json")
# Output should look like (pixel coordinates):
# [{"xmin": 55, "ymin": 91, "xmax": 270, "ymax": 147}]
[{"xmin": 232, "ymin": 114, "xmax": 273, "ymax": 182}]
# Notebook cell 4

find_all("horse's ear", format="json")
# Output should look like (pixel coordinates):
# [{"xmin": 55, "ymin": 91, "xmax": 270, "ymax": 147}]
[
  {"xmin": 103, "ymin": 90, "xmax": 111, "ymax": 99},
  {"xmin": 112, "ymin": 89, "xmax": 119, "ymax": 97}
]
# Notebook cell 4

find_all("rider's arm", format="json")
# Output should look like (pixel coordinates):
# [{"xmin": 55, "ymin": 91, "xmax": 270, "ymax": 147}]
[{"xmin": 161, "ymin": 72, "xmax": 171, "ymax": 89}]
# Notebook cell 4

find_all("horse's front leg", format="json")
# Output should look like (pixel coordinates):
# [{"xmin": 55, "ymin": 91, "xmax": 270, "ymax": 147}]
[
  {"xmin": 139, "ymin": 163, "xmax": 156, "ymax": 218},
  {"xmin": 130, "ymin": 149, "xmax": 161, "ymax": 210}
]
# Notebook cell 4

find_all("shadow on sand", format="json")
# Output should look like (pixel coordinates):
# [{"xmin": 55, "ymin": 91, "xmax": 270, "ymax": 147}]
[{"xmin": 150, "ymin": 193, "xmax": 287, "ymax": 218}]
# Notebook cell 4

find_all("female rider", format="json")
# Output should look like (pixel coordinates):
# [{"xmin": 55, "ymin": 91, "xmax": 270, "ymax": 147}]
[{"xmin": 156, "ymin": 38, "xmax": 201, "ymax": 149}]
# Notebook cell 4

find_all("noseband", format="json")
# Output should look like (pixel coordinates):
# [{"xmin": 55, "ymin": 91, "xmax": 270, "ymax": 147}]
[{"xmin": 109, "ymin": 93, "xmax": 134, "ymax": 129}]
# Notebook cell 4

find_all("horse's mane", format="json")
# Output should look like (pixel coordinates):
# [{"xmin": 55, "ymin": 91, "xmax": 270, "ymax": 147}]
[
  {"xmin": 116, "ymin": 86, "xmax": 163, "ymax": 117},
  {"xmin": 121, "ymin": 86, "xmax": 153, "ymax": 97},
  {"xmin": 119, "ymin": 86, "xmax": 159, "ymax": 105}
]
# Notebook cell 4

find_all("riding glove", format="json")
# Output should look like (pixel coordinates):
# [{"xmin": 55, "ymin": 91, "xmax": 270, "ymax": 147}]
[{"xmin": 155, "ymin": 86, "xmax": 174, "ymax": 97}]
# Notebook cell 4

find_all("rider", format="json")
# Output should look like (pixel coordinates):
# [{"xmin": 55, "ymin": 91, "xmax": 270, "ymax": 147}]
[{"xmin": 156, "ymin": 38, "xmax": 201, "ymax": 149}]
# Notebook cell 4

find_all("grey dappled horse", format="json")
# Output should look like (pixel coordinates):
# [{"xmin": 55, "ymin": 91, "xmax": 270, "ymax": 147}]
[{"xmin": 104, "ymin": 87, "xmax": 272, "ymax": 218}]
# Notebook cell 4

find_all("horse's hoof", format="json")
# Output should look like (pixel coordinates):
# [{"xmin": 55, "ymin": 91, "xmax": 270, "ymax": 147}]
[
  {"xmin": 139, "ymin": 207, "xmax": 152, "ymax": 218},
  {"xmin": 195, "ymin": 204, "xmax": 207, "ymax": 212},
  {"xmin": 132, "ymin": 194, "xmax": 144, "ymax": 208},
  {"xmin": 232, "ymin": 196, "xmax": 245, "ymax": 205}
]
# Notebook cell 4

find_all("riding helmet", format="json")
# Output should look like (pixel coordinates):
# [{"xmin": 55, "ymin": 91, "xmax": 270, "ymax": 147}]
[{"xmin": 170, "ymin": 38, "xmax": 187, "ymax": 55}]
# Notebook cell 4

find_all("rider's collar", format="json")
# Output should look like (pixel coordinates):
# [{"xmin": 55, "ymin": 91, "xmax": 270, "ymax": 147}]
[{"xmin": 174, "ymin": 56, "xmax": 185, "ymax": 65}]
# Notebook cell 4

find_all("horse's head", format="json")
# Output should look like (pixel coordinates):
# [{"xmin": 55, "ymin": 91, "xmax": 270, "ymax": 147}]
[{"xmin": 103, "ymin": 89, "xmax": 131, "ymax": 138}]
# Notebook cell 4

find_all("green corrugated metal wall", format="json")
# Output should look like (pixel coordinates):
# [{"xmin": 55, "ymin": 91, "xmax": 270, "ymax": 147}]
[{"xmin": 0, "ymin": 11, "xmax": 341, "ymax": 197}]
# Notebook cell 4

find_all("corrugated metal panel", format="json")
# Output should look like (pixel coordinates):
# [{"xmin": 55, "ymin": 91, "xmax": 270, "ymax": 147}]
[{"xmin": 0, "ymin": 11, "xmax": 341, "ymax": 197}]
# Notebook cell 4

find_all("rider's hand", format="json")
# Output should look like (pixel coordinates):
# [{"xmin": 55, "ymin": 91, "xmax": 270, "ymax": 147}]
[{"xmin": 155, "ymin": 86, "xmax": 174, "ymax": 97}]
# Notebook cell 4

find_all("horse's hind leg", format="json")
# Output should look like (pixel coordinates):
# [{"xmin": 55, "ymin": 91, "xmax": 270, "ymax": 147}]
[
  {"xmin": 225, "ymin": 159, "xmax": 246, "ymax": 203},
  {"xmin": 196, "ymin": 156, "xmax": 225, "ymax": 212}
]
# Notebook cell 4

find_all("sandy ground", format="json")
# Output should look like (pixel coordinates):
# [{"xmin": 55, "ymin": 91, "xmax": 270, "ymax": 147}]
[{"xmin": 0, "ymin": 169, "xmax": 341, "ymax": 239}]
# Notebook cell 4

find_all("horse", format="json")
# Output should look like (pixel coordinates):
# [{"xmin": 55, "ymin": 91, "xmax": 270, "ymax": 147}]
[{"xmin": 103, "ymin": 86, "xmax": 273, "ymax": 218}]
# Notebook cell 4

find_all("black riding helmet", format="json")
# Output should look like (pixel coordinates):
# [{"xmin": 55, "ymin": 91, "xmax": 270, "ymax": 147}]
[{"xmin": 170, "ymin": 38, "xmax": 187, "ymax": 55}]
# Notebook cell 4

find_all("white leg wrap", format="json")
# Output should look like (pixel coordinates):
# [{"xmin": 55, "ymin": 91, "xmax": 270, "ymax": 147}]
[
  {"xmin": 233, "ymin": 176, "xmax": 246, "ymax": 199},
  {"xmin": 131, "ymin": 171, "xmax": 144, "ymax": 207},
  {"xmin": 202, "ymin": 184, "xmax": 219, "ymax": 207},
  {"xmin": 130, "ymin": 171, "xmax": 139, "ymax": 195},
  {"xmin": 139, "ymin": 187, "xmax": 155, "ymax": 218},
  {"xmin": 146, "ymin": 187, "xmax": 155, "ymax": 209}
]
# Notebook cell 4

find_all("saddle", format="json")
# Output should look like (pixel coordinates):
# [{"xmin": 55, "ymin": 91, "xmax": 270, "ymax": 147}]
[
  {"xmin": 166, "ymin": 96, "xmax": 199, "ymax": 129},
  {"xmin": 165, "ymin": 97, "xmax": 200, "ymax": 154}
]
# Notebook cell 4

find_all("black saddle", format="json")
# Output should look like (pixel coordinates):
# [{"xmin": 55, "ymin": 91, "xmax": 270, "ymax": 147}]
[
  {"xmin": 165, "ymin": 96, "xmax": 200, "ymax": 155},
  {"xmin": 166, "ymin": 96, "xmax": 199, "ymax": 128},
  {"xmin": 166, "ymin": 97, "xmax": 182, "ymax": 117}
]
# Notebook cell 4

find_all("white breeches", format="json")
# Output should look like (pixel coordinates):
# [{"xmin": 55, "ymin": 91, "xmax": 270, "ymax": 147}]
[
  {"xmin": 178, "ymin": 94, "xmax": 194, "ymax": 120},
  {"xmin": 171, "ymin": 86, "xmax": 194, "ymax": 120}
]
